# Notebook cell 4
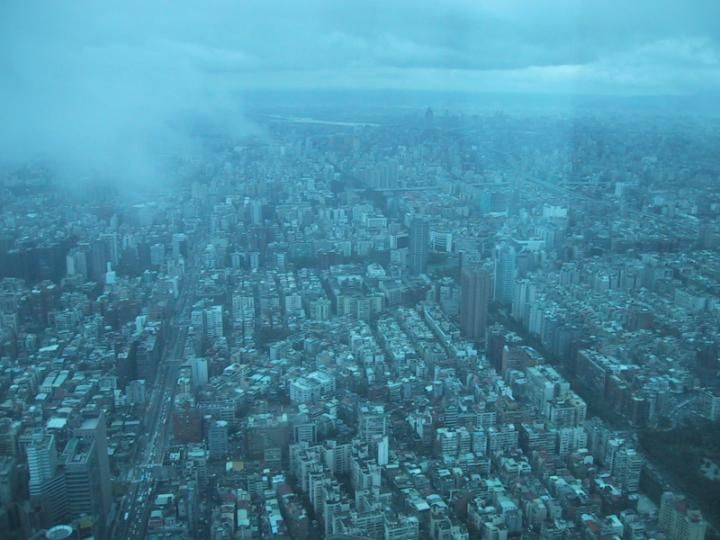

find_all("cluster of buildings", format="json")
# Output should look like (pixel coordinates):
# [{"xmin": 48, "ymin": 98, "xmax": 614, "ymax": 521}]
[{"xmin": 0, "ymin": 109, "xmax": 718, "ymax": 539}]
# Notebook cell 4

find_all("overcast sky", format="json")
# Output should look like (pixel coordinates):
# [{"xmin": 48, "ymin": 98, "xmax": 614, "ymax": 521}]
[
  {"xmin": 1, "ymin": 1, "xmax": 718, "ymax": 187},
  {"xmin": 3, "ymin": 0, "xmax": 718, "ymax": 94}
]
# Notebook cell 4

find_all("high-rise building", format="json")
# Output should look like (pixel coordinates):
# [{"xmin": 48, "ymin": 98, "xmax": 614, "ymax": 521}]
[
  {"xmin": 190, "ymin": 357, "xmax": 209, "ymax": 389},
  {"xmin": 494, "ymin": 243, "xmax": 517, "ymax": 305},
  {"xmin": 659, "ymin": 492, "xmax": 707, "ymax": 540},
  {"xmin": 65, "ymin": 248, "xmax": 88, "ymax": 279},
  {"xmin": 0, "ymin": 456, "xmax": 16, "ymax": 506},
  {"xmin": 27, "ymin": 432, "xmax": 57, "ymax": 486},
  {"xmin": 486, "ymin": 324, "xmax": 506, "ymax": 372},
  {"xmin": 205, "ymin": 305, "xmax": 224, "ymax": 339},
  {"xmin": 76, "ymin": 414, "xmax": 112, "ymax": 519},
  {"xmin": 322, "ymin": 440, "xmax": 352, "ymax": 475},
  {"xmin": 376, "ymin": 435, "xmax": 389, "ymax": 466},
  {"xmin": 149, "ymin": 243, "xmax": 165, "ymax": 267},
  {"xmin": 232, "ymin": 289, "xmax": 255, "ymax": 319},
  {"xmin": 612, "ymin": 446, "xmax": 643, "ymax": 493},
  {"xmin": 358, "ymin": 405, "xmax": 387, "ymax": 443},
  {"xmin": 26, "ymin": 431, "xmax": 66, "ymax": 527},
  {"xmin": 208, "ymin": 420, "xmax": 229, "ymax": 459},
  {"xmin": 62, "ymin": 437, "xmax": 103, "ymax": 529},
  {"xmin": 88, "ymin": 239, "xmax": 108, "ymax": 283},
  {"xmin": 309, "ymin": 297, "xmax": 331, "ymax": 321},
  {"xmin": 460, "ymin": 264, "xmax": 492, "ymax": 342},
  {"xmin": 0, "ymin": 418, "xmax": 21, "ymax": 457},
  {"xmin": 190, "ymin": 307, "xmax": 205, "ymax": 334},
  {"xmin": 133, "ymin": 334, "xmax": 160, "ymax": 384},
  {"xmin": 408, "ymin": 217, "xmax": 429, "ymax": 276},
  {"xmin": 172, "ymin": 233, "xmax": 188, "ymax": 259},
  {"xmin": 100, "ymin": 232, "xmax": 119, "ymax": 266},
  {"xmin": 293, "ymin": 422, "xmax": 317, "ymax": 444}
]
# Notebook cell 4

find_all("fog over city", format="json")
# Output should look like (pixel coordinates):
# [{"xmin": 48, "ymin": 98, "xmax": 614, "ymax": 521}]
[
  {"xmin": 2, "ymin": 0, "xmax": 719, "ymax": 189},
  {"xmin": 1, "ymin": 2, "xmax": 720, "ymax": 540}
]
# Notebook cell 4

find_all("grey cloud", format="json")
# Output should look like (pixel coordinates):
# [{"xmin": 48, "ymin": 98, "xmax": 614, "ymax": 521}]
[
  {"xmin": 0, "ymin": 0, "xmax": 718, "ymax": 190},
  {"xmin": 0, "ymin": 1, "xmax": 257, "ymax": 194}
]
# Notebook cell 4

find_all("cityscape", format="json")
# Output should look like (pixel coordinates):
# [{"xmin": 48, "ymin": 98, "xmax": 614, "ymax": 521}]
[{"xmin": 1, "ymin": 2, "xmax": 720, "ymax": 540}]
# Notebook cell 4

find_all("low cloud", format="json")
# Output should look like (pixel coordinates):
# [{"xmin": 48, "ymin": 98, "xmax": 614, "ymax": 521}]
[{"xmin": 0, "ymin": 2, "xmax": 255, "ymax": 193}]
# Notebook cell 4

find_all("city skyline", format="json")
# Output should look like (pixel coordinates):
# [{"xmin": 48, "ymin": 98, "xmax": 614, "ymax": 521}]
[{"xmin": 1, "ymin": 2, "xmax": 719, "ymax": 540}]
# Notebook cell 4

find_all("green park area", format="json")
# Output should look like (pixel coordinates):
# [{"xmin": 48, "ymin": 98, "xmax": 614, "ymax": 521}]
[{"xmin": 640, "ymin": 417, "xmax": 720, "ymax": 526}]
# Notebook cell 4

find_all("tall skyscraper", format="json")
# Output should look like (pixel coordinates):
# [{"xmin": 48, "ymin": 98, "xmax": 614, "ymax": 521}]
[
  {"xmin": 77, "ymin": 414, "xmax": 111, "ymax": 519},
  {"xmin": 62, "ymin": 437, "xmax": 103, "ymax": 528},
  {"xmin": 494, "ymin": 243, "xmax": 517, "ymax": 305},
  {"xmin": 408, "ymin": 217, "xmax": 429, "ymax": 276},
  {"xmin": 486, "ymin": 324, "xmax": 506, "ymax": 372},
  {"xmin": 375, "ymin": 435, "xmax": 389, "ymax": 466},
  {"xmin": 26, "ymin": 431, "xmax": 66, "ymax": 527},
  {"xmin": 205, "ymin": 305, "xmax": 224, "ymax": 339},
  {"xmin": 460, "ymin": 264, "xmax": 492, "ymax": 342}
]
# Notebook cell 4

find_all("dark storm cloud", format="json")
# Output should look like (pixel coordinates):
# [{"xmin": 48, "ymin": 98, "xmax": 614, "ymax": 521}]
[{"xmin": 0, "ymin": 1, "xmax": 718, "ymax": 187}]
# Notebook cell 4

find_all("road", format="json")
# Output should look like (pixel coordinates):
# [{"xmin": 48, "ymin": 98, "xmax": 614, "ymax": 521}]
[
  {"xmin": 111, "ymin": 254, "xmax": 202, "ymax": 540},
  {"xmin": 521, "ymin": 175, "xmax": 698, "ymax": 238},
  {"xmin": 668, "ymin": 395, "xmax": 703, "ymax": 428}
]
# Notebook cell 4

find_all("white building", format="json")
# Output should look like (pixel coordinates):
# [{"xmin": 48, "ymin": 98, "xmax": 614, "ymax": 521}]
[{"xmin": 289, "ymin": 371, "xmax": 336, "ymax": 403}]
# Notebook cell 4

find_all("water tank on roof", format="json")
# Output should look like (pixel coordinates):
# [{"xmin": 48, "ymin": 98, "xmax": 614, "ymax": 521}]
[{"xmin": 45, "ymin": 525, "xmax": 76, "ymax": 540}]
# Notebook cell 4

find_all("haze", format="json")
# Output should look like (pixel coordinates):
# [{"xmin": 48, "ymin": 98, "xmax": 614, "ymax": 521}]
[{"xmin": 1, "ymin": 0, "xmax": 719, "ymax": 190}]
